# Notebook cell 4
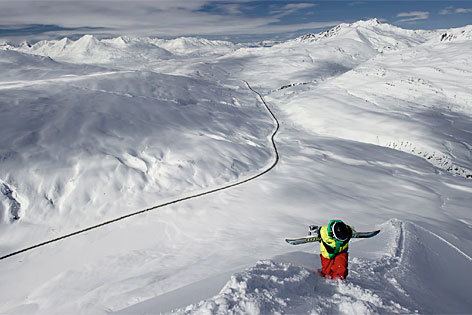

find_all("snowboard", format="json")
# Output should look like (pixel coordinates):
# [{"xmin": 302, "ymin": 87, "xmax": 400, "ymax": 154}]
[{"xmin": 285, "ymin": 226, "xmax": 380, "ymax": 245}]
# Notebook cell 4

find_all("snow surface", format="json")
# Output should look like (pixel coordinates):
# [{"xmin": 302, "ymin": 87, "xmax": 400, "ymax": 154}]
[
  {"xmin": 164, "ymin": 220, "xmax": 472, "ymax": 314},
  {"xmin": 0, "ymin": 19, "xmax": 471, "ymax": 314}
]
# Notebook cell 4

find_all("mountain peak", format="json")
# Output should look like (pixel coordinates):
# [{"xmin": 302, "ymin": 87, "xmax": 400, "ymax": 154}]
[
  {"xmin": 292, "ymin": 18, "xmax": 433, "ymax": 53},
  {"xmin": 71, "ymin": 35, "xmax": 100, "ymax": 52},
  {"xmin": 296, "ymin": 18, "xmax": 387, "ymax": 42},
  {"xmin": 75, "ymin": 34, "xmax": 97, "ymax": 44},
  {"xmin": 351, "ymin": 18, "xmax": 382, "ymax": 27}
]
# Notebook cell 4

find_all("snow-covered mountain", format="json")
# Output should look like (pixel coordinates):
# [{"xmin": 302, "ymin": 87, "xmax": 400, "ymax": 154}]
[
  {"xmin": 10, "ymin": 35, "xmax": 173, "ymax": 67},
  {"xmin": 150, "ymin": 37, "xmax": 236, "ymax": 56},
  {"xmin": 273, "ymin": 23, "xmax": 472, "ymax": 179},
  {"xmin": 1, "ymin": 35, "xmax": 237, "ymax": 67},
  {"xmin": 221, "ymin": 18, "xmax": 447, "ymax": 94},
  {"xmin": 294, "ymin": 18, "xmax": 434, "ymax": 52},
  {"xmin": 0, "ymin": 19, "xmax": 471, "ymax": 314}
]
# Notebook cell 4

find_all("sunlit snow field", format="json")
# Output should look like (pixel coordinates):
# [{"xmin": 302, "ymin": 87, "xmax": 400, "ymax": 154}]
[{"xmin": 0, "ymin": 19, "xmax": 471, "ymax": 314}]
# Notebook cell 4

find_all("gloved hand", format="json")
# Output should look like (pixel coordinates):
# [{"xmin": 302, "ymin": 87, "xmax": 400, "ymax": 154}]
[{"xmin": 308, "ymin": 225, "xmax": 319, "ymax": 236}]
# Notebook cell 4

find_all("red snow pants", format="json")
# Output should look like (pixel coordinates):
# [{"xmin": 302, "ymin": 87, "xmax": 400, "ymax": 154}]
[{"xmin": 319, "ymin": 252, "xmax": 348, "ymax": 280}]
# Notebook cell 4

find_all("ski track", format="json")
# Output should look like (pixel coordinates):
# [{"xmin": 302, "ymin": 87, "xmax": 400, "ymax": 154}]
[
  {"xmin": 415, "ymin": 223, "xmax": 472, "ymax": 262},
  {"xmin": 0, "ymin": 81, "xmax": 280, "ymax": 261}
]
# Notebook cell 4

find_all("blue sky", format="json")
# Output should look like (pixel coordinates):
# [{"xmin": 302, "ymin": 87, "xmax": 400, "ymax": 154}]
[
  {"xmin": 0, "ymin": 1, "xmax": 471, "ymax": 41},
  {"xmin": 201, "ymin": 0, "xmax": 472, "ymax": 29}
]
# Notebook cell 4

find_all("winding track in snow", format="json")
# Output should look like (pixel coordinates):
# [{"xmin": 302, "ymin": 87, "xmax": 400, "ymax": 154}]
[{"xmin": 0, "ymin": 81, "xmax": 280, "ymax": 261}]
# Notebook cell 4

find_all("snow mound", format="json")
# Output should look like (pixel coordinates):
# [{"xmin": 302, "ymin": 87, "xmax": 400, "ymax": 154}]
[
  {"xmin": 175, "ymin": 219, "xmax": 472, "ymax": 314},
  {"xmin": 180, "ymin": 260, "xmax": 318, "ymax": 314},
  {"xmin": 178, "ymin": 260, "xmax": 405, "ymax": 315}
]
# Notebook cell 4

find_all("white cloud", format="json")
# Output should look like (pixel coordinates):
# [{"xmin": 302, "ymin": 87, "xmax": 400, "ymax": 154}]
[
  {"xmin": 348, "ymin": 1, "xmax": 367, "ymax": 6},
  {"xmin": 439, "ymin": 6, "xmax": 472, "ymax": 15},
  {"xmin": 221, "ymin": 4, "xmax": 243, "ymax": 15},
  {"xmin": 456, "ymin": 8, "xmax": 472, "ymax": 14},
  {"xmin": 439, "ymin": 7, "xmax": 454, "ymax": 15},
  {"xmin": 396, "ymin": 11, "xmax": 430, "ymax": 23},
  {"xmin": 0, "ymin": 0, "xmax": 336, "ymax": 38},
  {"xmin": 271, "ymin": 2, "xmax": 318, "ymax": 18},
  {"xmin": 283, "ymin": 3, "xmax": 317, "ymax": 11},
  {"xmin": 211, "ymin": 3, "xmax": 243, "ymax": 15}
]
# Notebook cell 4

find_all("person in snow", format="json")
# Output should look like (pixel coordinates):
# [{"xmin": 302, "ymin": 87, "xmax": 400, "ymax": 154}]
[{"xmin": 317, "ymin": 220, "xmax": 353, "ymax": 280}]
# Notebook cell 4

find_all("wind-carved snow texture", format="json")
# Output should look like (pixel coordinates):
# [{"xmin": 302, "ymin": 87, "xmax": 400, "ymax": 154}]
[
  {"xmin": 0, "ymin": 182, "xmax": 21, "ymax": 223},
  {"xmin": 385, "ymin": 140, "xmax": 472, "ymax": 178},
  {"xmin": 0, "ymin": 59, "xmax": 275, "ymax": 230}
]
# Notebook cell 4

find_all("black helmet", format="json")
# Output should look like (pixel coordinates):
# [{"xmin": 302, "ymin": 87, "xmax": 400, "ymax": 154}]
[{"xmin": 332, "ymin": 221, "xmax": 351, "ymax": 241}]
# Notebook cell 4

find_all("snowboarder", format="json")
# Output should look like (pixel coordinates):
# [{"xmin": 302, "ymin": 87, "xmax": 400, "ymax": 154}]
[
  {"xmin": 285, "ymin": 220, "xmax": 379, "ymax": 280},
  {"xmin": 317, "ymin": 220, "xmax": 352, "ymax": 280}
]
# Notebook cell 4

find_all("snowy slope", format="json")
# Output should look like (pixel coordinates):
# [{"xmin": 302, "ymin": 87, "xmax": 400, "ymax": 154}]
[
  {"xmin": 0, "ymin": 49, "xmax": 104, "ymax": 82},
  {"xmin": 273, "ymin": 25, "xmax": 472, "ymax": 178},
  {"xmin": 436, "ymin": 25, "xmax": 472, "ymax": 42},
  {"xmin": 0, "ymin": 19, "xmax": 471, "ymax": 314},
  {"xmin": 160, "ymin": 220, "xmax": 471, "ymax": 314},
  {"xmin": 0, "ymin": 49, "xmax": 275, "ymax": 244},
  {"xmin": 216, "ymin": 19, "xmax": 438, "ymax": 95}
]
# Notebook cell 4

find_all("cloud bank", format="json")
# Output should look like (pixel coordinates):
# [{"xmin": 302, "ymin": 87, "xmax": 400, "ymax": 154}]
[
  {"xmin": 439, "ymin": 6, "xmax": 472, "ymax": 15},
  {"xmin": 396, "ymin": 11, "xmax": 430, "ymax": 23},
  {"xmin": 0, "ymin": 0, "xmax": 338, "ymax": 38}
]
